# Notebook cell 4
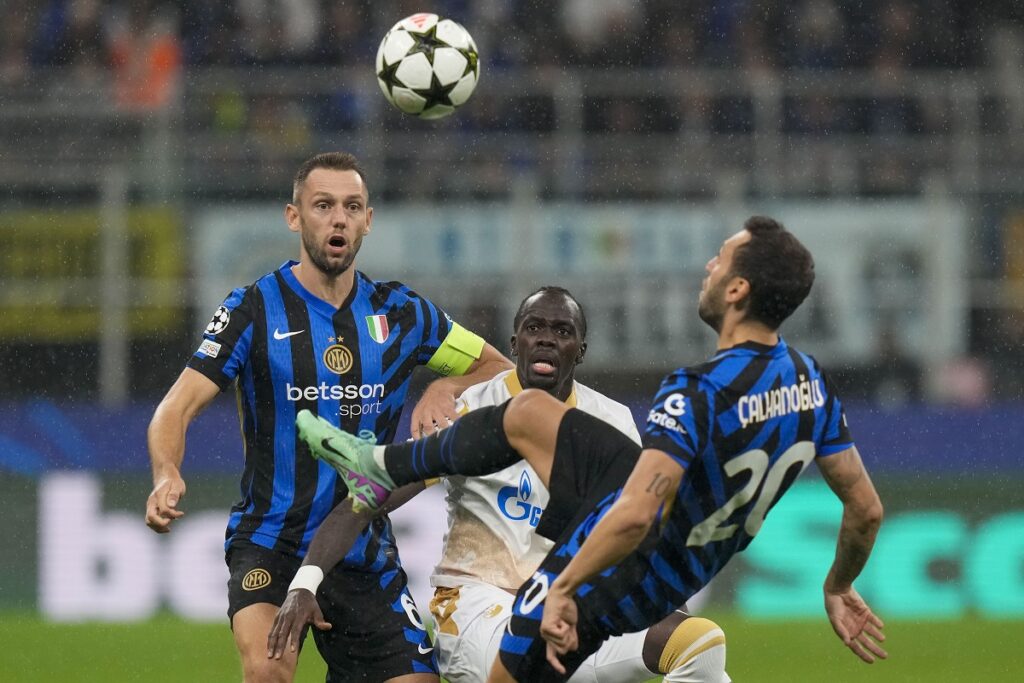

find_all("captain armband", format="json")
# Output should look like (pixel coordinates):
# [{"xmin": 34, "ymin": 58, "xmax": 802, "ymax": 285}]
[{"xmin": 426, "ymin": 322, "xmax": 485, "ymax": 377}]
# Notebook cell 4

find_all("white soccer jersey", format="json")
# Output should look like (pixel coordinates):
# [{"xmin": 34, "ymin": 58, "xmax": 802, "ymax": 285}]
[{"xmin": 431, "ymin": 370, "xmax": 641, "ymax": 591}]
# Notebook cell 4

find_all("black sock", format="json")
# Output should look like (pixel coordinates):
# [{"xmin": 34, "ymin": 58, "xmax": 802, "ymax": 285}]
[{"xmin": 384, "ymin": 402, "xmax": 519, "ymax": 486}]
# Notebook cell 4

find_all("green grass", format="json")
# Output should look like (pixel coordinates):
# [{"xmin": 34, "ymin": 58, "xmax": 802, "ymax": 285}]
[
  {"xmin": 0, "ymin": 613, "xmax": 327, "ymax": 682},
  {"xmin": 708, "ymin": 612, "xmax": 1023, "ymax": 682},
  {"xmin": 0, "ymin": 612, "xmax": 1021, "ymax": 682}
]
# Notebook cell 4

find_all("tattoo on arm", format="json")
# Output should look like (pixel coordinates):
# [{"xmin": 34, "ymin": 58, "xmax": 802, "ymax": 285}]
[{"xmin": 646, "ymin": 472, "xmax": 672, "ymax": 497}]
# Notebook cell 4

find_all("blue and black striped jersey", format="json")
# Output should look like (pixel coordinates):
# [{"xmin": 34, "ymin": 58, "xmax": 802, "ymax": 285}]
[
  {"xmin": 188, "ymin": 261, "xmax": 454, "ymax": 565},
  {"xmin": 605, "ymin": 338, "xmax": 850, "ymax": 634}
]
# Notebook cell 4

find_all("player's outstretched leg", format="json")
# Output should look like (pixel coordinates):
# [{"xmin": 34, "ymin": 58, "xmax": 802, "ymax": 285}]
[
  {"xmin": 297, "ymin": 392, "xmax": 571, "ymax": 511},
  {"xmin": 296, "ymin": 411, "xmax": 394, "ymax": 512},
  {"xmin": 296, "ymin": 403, "xmax": 521, "ymax": 512},
  {"xmin": 376, "ymin": 390, "xmax": 570, "ymax": 489}
]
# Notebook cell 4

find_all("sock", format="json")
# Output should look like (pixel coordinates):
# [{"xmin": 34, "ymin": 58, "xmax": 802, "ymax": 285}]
[
  {"xmin": 660, "ymin": 617, "xmax": 730, "ymax": 683},
  {"xmin": 383, "ymin": 403, "xmax": 520, "ymax": 487},
  {"xmin": 368, "ymin": 446, "xmax": 395, "ymax": 488}
]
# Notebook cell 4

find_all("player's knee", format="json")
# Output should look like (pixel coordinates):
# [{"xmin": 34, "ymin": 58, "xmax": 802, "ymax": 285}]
[
  {"xmin": 234, "ymin": 621, "xmax": 296, "ymax": 683},
  {"xmin": 240, "ymin": 653, "xmax": 294, "ymax": 683},
  {"xmin": 647, "ymin": 615, "xmax": 727, "ymax": 676},
  {"xmin": 504, "ymin": 389, "xmax": 563, "ymax": 439}
]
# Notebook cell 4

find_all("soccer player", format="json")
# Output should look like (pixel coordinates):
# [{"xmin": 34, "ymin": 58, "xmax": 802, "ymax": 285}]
[
  {"xmin": 268, "ymin": 286, "xmax": 729, "ymax": 682},
  {"xmin": 144, "ymin": 151, "xmax": 512, "ymax": 683},
  {"xmin": 296, "ymin": 216, "xmax": 887, "ymax": 682}
]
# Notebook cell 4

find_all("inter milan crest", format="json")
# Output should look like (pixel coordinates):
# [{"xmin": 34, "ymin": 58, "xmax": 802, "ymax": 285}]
[
  {"xmin": 323, "ymin": 343, "xmax": 354, "ymax": 374},
  {"xmin": 241, "ymin": 568, "xmax": 271, "ymax": 591},
  {"xmin": 366, "ymin": 314, "xmax": 390, "ymax": 343}
]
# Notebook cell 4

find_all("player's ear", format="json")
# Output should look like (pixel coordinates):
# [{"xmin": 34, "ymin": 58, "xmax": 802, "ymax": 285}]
[
  {"xmin": 509, "ymin": 336, "xmax": 517, "ymax": 356},
  {"xmin": 725, "ymin": 276, "xmax": 750, "ymax": 304},
  {"xmin": 285, "ymin": 203, "xmax": 300, "ymax": 233},
  {"xmin": 363, "ymin": 205, "xmax": 373, "ymax": 235},
  {"xmin": 576, "ymin": 342, "xmax": 587, "ymax": 364}
]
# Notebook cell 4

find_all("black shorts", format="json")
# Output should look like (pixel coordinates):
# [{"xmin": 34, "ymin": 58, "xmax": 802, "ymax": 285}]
[
  {"xmin": 535, "ymin": 407, "xmax": 642, "ymax": 542},
  {"xmin": 499, "ymin": 409, "xmax": 648, "ymax": 682},
  {"xmin": 226, "ymin": 540, "xmax": 438, "ymax": 681}
]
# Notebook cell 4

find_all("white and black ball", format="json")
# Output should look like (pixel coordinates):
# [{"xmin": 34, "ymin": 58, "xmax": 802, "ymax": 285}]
[{"xmin": 376, "ymin": 13, "xmax": 480, "ymax": 120}]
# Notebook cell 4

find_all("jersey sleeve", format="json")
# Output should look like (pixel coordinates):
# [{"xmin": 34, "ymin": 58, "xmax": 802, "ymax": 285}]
[
  {"xmin": 186, "ymin": 287, "xmax": 255, "ymax": 391},
  {"xmin": 817, "ymin": 369, "xmax": 854, "ymax": 457},
  {"xmin": 406, "ymin": 290, "xmax": 454, "ymax": 363},
  {"xmin": 642, "ymin": 370, "xmax": 707, "ymax": 469}
]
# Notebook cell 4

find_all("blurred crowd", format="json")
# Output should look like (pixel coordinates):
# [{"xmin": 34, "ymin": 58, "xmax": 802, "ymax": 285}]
[
  {"xmin": 1, "ymin": 1, "xmax": 1021, "ymax": 403},
  {"xmin": 2, "ymin": 0, "xmax": 1023, "ymax": 75}
]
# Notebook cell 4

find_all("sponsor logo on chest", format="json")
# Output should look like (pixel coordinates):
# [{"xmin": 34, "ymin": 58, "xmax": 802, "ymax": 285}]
[{"xmin": 497, "ymin": 471, "xmax": 545, "ymax": 527}]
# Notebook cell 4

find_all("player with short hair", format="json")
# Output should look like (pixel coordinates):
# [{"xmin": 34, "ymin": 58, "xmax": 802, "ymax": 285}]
[
  {"xmin": 297, "ymin": 216, "xmax": 887, "ymax": 682},
  {"xmin": 268, "ymin": 286, "xmax": 729, "ymax": 682},
  {"xmin": 145, "ymin": 151, "xmax": 511, "ymax": 683}
]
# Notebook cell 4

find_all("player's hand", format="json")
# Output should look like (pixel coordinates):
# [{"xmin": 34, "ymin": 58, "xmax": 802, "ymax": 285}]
[
  {"xmin": 410, "ymin": 377, "xmax": 460, "ymax": 439},
  {"xmin": 267, "ymin": 589, "xmax": 332, "ymax": 659},
  {"xmin": 540, "ymin": 588, "xmax": 579, "ymax": 674},
  {"xmin": 145, "ymin": 469, "xmax": 186, "ymax": 533},
  {"xmin": 824, "ymin": 586, "xmax": 887, "ymax": 663}
]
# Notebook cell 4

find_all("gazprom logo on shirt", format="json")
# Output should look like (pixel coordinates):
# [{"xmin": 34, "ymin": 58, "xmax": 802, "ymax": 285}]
[{"xmin": 497, "ymin": 471, "xmax": 544, "ymax": 527}]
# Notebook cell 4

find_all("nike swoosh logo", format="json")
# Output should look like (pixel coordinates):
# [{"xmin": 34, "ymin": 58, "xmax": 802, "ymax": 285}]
[
  {"xmin": 273, "ymin": 328, "xmax": 305, "ymax": 340},
  {"xmin": 417, "ymin": 644, "xmax": 433, "ymax": 655},
  {"xmin": 321, "ymin": 438, "xmax": 345, "ymax": 457}
]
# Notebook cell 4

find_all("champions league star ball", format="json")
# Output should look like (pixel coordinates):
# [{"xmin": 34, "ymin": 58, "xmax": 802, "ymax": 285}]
[{"xmin": 376, "ymin": 13, "xmax": 480, "ymax": 120}]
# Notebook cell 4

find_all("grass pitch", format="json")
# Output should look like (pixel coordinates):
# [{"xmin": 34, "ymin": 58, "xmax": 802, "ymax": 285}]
[{"xmin": 0, "ymin": 612, "xmax": 1019, "ymax": 682}]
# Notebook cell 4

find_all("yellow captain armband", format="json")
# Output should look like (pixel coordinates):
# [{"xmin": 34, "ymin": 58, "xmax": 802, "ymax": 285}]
[{"xmin": 426, "ymin": 322, "xmax": 484, "ymax": 377}]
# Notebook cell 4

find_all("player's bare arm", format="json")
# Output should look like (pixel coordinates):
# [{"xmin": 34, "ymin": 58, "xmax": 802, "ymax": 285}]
[
  {"xmin": 541, "ymin": 449, "xmax": 684, "ymax": 673},
  {"xmin": 267, "ymin": 482, "xmax": 427, "ymax": 659},
  {"xmin": 817, "ymin": 446, "xmax": 887, "ymax": 663},
  {"xmin": 412, "ymin": 341, "xmax": 512, "ymax": 438},
  {"xmin": 145, "ymin": 368, "xmax": 220, "ymax": 533}
]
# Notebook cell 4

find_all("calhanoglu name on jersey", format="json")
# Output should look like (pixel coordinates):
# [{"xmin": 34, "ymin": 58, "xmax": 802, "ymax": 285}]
[{"xmin": 737, "ymin": 376, "xmax": 825, "ymax": 429}]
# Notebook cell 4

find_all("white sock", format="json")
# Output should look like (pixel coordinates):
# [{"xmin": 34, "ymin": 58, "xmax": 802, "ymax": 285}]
[
  {"xmin": 660, "ymin": 618, "xmax": 729, "ymax": 683},
  {"xmin": 371, "ymin": 445, "xmax": 394, "ymax": 486},
  {"xmin": 662, "ymin": 641, "xmax": 729, "ymax": 683}
]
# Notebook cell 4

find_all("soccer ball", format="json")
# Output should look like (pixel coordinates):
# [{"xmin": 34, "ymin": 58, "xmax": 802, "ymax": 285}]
[{"xmin": 375, "ymin": 13, "xmax": 480, "ymax": 120}]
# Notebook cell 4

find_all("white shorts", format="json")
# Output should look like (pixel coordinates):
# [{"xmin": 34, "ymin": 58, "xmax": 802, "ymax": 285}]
[{"xmin": 430, "ymin": 582, "xmax": 653, "ymax": 683}]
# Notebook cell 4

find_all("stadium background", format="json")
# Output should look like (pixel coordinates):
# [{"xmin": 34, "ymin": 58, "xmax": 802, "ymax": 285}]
[{"xmin": 1, "ymin": 0, "xmax": 1022, "ymax": 680}]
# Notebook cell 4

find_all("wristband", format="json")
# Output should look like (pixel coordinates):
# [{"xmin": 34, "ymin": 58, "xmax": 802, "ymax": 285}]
[{"xmin": 288, "ymin": 565, "xmax": 324, "ymax": 594}]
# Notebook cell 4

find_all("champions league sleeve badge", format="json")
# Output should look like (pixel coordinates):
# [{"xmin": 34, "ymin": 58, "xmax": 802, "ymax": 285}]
[{"xmin": 205, "ymin": 305, "xmax": 231, "ymax": 335}]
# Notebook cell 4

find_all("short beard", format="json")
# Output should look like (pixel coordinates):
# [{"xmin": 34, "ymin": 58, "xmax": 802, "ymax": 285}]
[
  {"xmin": 698, "ymin": 282, "xmax": 726, "ymax": 333},
  {"xmin": 302, "ymin": 230, "xmax": 360, "ymax": 278}
]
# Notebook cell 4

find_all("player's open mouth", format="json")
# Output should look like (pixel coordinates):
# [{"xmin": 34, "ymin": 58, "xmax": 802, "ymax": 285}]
[
  {"xmin": 530, "ymin": 357, "xmax": 557, "ymax": 375},
  {"xmin": 327, "ymin": 234, "xmax": 348, "ymax": 254}
]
